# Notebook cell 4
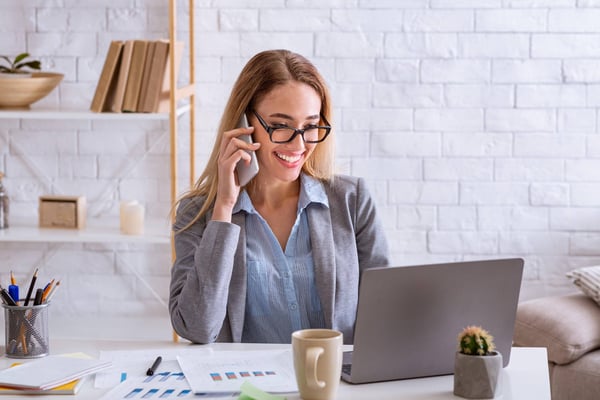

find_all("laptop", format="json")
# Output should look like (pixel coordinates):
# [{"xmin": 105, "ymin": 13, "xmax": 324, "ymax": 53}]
[{"xmin": 341, "ymin": 258, "xmax": 524, "ymax": 384}]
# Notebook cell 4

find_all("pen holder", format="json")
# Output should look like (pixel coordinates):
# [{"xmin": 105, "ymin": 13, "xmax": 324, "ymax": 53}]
[{"xmin": 2, "ymin": 302, "xmax": 49, "ymax": 358}]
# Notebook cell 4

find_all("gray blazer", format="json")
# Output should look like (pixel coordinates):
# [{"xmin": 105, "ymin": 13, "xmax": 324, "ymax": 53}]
[{"xmin": 169, "ymin": 175, "xmax": 389, "ymax": 344}]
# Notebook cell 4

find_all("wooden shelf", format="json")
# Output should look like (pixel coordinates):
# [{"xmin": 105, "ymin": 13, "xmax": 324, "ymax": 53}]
[
  {"xmin": 0, "ymin": 218, "xmax": 170, "ymax": 244},
  {"xmin": 0, "ymin": 0, "xmax": 196, "ymax": 343},
  {"xmin": 0, "ymin": 104, "xmax": 191, "ymax": 120}
]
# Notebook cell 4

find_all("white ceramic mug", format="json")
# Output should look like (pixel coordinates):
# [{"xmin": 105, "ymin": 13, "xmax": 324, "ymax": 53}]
[{"xmin": 292, "ymin": 329, "xmax": 343, "ymax": 400}]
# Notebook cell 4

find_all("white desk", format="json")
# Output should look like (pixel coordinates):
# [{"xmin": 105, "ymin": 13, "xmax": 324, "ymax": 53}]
[{"xmin": 0, "ymin": 337, "xmax": 550, "ymax": 399}]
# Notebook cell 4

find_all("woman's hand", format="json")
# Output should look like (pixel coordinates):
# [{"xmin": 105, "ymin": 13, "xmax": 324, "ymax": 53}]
[{"xmin": 212, "ymin": 125, "xmax": 260, "ymax": 222}]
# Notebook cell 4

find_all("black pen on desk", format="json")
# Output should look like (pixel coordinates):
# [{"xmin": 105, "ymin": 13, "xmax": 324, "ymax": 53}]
[
  {"xmin": 24, "ymin": 268, "xmax": 39, "ymax": 306},
  {"xmin": 146, "ymin": 356, "xmax": 162, "ymax": 376}
]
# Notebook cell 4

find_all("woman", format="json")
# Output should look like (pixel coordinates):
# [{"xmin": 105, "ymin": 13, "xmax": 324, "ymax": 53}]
[{"xmin": 169, "ymin": 49, "xmax": 389, "ymax": 344}]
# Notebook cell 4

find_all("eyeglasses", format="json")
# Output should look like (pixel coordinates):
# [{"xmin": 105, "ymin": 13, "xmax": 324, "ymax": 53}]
[{"xmin": 252, "ymin": 110, "xmax": 332, "ymax": 144}]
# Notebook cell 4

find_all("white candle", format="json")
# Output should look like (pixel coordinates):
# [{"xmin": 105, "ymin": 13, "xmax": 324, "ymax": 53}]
[{"xmin": 120, "ymin": 200, "xmax": 145, "ymax": 235}]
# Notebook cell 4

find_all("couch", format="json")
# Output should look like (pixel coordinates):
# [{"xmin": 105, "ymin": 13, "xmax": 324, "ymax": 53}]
[{"xmin": 513, "ymin": 293, "xmax": 600, "ymax": 400}]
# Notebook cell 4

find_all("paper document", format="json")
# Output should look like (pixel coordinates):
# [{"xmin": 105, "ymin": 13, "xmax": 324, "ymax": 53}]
[
  {"xmin": 96, "ymin": 347, "xmax": 213, "ymax": 388},
  {"xmin": 0, "ymin": 354, "xmax": 111, "ymax": 390},
  {"xmin": 98, "ymin": 361, "xmax": 215, "ymax": 400},
  {"xmin": 177, "ymin": 349, "xmax": 298, "ymax": 394},
  {"xmin": 97, "ymin": 347, "xmax": 219, "ymax": 399}
]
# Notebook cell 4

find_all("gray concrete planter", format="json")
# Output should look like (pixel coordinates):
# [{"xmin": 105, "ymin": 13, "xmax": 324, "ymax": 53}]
[{"xmin": 453, "ymin": 351, "xmax": 502, "ymax": 399}]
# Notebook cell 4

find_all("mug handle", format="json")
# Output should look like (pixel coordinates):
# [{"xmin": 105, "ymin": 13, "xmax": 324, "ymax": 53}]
[{"xmin": 305, "ymin": 346, "xmax": 326, "ymax": 390}]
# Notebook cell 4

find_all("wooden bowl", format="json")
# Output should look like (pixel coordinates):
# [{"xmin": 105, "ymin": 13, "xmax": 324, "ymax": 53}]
[{"xmin": 0, "ymin": 72, "xmax": 64, "ymax": 108}]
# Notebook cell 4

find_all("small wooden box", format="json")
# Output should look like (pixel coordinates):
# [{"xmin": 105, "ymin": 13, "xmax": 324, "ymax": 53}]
[{"xmin": 39, "ymin": 195, "xmax": 86, "ymax": 229}]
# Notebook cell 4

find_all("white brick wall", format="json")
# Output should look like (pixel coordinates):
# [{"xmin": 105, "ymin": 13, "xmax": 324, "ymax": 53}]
[{"xmin": 2, "ymin": 1, "xmax": 600, "ymax": 319}]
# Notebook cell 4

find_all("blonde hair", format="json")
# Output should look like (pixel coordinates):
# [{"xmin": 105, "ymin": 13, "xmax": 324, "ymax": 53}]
[{"xmin": 175, "ymin": 49, "xmax": 335, "ymax": 226}]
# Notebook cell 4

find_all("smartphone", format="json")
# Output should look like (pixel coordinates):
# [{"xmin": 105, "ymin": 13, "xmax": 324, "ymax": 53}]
[{"xmin": 235, "ymin": 113, "xmax": 259, "ymax": 187}]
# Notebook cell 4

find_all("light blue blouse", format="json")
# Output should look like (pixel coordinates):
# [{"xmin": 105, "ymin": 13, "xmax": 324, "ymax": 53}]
[{"xmin": 234, "ymin": 175, "xmax": 328, "ymax": 343}]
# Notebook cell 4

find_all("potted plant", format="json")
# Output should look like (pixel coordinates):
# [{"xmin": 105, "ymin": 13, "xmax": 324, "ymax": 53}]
[
  {"xmin": 0, "ymin": 53, "xmax": 63, "ymax": 108},
  {"xmin": 0, "ymin": 53, "xmax": 41, "ymax": 78},
  {"xmin": 453, "ymin": 325, "xmax": 503, "ymax": 399}
]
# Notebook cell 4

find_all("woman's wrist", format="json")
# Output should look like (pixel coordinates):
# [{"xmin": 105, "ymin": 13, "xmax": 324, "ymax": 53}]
[{"xmin": 211, "ymin": 203, "xmax": 234, "ymax": 222}]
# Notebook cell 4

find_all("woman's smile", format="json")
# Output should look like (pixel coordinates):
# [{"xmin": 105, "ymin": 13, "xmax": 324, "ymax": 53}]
[{"xmin": 274, "ymin": 151, "xmax": 304, "ymax": 165}]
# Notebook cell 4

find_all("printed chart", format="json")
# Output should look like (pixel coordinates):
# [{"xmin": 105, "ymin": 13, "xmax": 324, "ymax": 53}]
[
  {"xmin": 99, "ymin": 368, "xmax": 238, "ymax": 399},
  {"xmin": 177, "ymin": 349, "xmax": 297, "ymax": 394},
  {"xmin": 96, "ymin": 348, "xmax": 221, "ymax": 399},
  {"xmin": 96, "ymin": 348, "xmax": 212, "ymax": 389},
  {"xmin": 96, "ymin": 347, "xmax": 296, "ymax": 398},
  {"xmin": 98, "ymin": 362, "xmax": 196, "ymax": 400},
  {"xmin": 121, "ymin": 371, "xmax": 189, "ymax": 399}
]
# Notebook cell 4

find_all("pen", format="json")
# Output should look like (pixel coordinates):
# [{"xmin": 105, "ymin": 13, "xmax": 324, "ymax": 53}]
[
  {"xmin": 8, "ymin": 285, "xmax": 19, "ymax": 305},
  {"xmin": 24, "ymin": 268, "xmax": 38, "ymax": 306},
  {"xmin": 33, "ymin": 288, "xmax": 44, "ymax": 306},
  {"xmin": 0, "ymin": 285, "xmax": 18, "ymax": 306},
  {"xmin": 146, "ymin": 356, "xmax": 162, "ymax": 376}
]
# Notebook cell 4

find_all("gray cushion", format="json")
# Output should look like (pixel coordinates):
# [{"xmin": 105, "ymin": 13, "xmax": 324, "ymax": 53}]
[
  {"xmin": 551, "ymin": 351, "xmax": 600, "ymax": 400},
  {"xmin": 514, "ymin": 294, "xmax": 600, "ymax": 364}
]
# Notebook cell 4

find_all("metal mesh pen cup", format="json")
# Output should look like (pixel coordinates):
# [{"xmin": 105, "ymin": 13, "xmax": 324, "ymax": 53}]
[{"xmin": 2, "ymin": 302, "xmax": 49, "ymax": 358}]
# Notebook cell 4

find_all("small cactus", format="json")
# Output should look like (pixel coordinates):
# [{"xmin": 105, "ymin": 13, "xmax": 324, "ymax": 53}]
[{"xmin": 457, "ymin": 326, "xmax": 496, "ymax": 356}]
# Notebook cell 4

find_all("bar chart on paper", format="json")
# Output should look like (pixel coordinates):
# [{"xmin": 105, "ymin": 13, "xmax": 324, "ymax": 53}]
[
  {"xmin": 99, "ymin": 367, "xmax": 202, "ymax": 399},
  {"xmin": 176, "ymin": 350, "xmax": 298, "ymax": 394},
  {"xmin": 96, "ymin": 348, "xmax": 218, "ymax": 400},
  {"xmin": 96, "ymin": 348, "xmax": 297, "ymax": 398}
]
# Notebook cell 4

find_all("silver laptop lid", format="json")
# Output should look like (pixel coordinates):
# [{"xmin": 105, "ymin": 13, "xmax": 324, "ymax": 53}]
[{"xmin": 348, "ymin": 258, "xmax": 524, "ymax": 384}]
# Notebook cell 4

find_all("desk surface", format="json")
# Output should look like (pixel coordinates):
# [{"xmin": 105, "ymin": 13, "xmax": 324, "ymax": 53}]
[{"xmin": 0, "ymin": 336, "xmax": 550, "ymax": 400}]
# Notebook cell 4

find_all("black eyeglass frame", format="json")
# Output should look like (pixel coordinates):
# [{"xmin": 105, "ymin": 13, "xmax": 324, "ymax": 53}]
[{"xmin": 251, "ymin": 110, "xmax": 332, "ymax": 144}]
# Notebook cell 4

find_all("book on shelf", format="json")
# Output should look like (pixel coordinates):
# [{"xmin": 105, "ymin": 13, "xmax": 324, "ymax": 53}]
[
  {"xmin": 138, "ymin": 39, "xmax": 170, "ymax": 113},
  {"xmin": 136, "ymin": 41, "xmax": 157, "ymax": 112},
  {"xmin": 121, "ymin": 39, "xmax": 149, "ymax": 112},
  {"xmin": 110, "ymin": 39, "xmax": 135, "ymax": 113},
  {"xmin": 90, "ymin": 40, "xmax": 124, "ymax": 112},
  {"xmin": 154, "ymin": 40, "xmax": 185, "ymax": 113},
  {"xmin": 91, "ymin": 39, "xmax": 186, "ymax": 113}
]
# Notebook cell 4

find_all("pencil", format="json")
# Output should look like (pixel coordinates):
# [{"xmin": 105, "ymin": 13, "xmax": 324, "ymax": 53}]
[
  {"xmin": 10, "ymin": 270, "xmax": 16, "ymax": 286},
  {"xmin": 24, "ymin": 268, "xmax": 39, "ymax": 306},
  {"xmin": 20, "ymin": 330, "xmax": 28, "ymax": 355},
  {"xmin": 41, "ymin": 279, "xmax": 55, "ymax": 303},
  {"xmin": 45, "ymin": 280, "xmax": 61, "ymax": 302}
]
